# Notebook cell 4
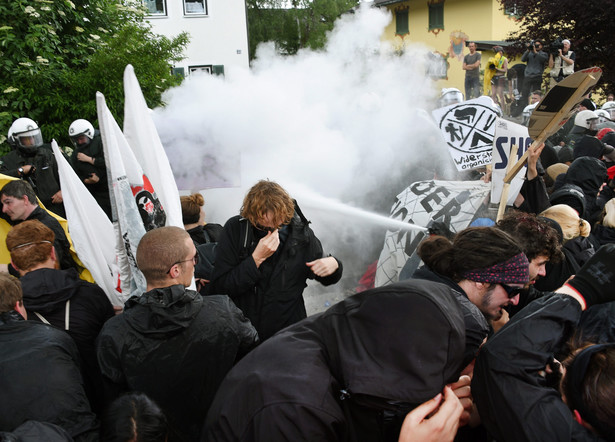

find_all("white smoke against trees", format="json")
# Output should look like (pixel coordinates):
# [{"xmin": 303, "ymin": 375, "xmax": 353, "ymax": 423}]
[{"xmin": 152, "ymin": 4, "xmax": 454, "ymax": 297}]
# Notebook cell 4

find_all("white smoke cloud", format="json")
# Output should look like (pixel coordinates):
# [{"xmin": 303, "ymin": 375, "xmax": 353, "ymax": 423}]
[{"xmin": 152, "ymin": 4, "xmax": 453, "ymax": 302}]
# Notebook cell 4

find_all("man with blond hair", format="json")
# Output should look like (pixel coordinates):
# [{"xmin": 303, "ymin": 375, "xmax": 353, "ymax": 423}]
[
  {"xmin": 209, "ymin": 179, "xmax": 343, "ymax": 340},
  {"xmin": 97, "ymin": 226, "xmax": 258, "ymax": 441},
  {"xmin": 6, "ymin": 219, "xmax": 114, "ymax": 413}
]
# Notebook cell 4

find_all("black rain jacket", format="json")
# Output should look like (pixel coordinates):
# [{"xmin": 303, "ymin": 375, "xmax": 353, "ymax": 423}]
[
  {"xmin": 97, "ymin": 285, "xmax": 259, "ymax": 442},
  {"xmin": 204, "ymin": 279, "xmax": 466, "ymax": 442},
  {"xmin": 0, "ymin": 310, "xmax": 98, "ymax": 441},
  {"xmin": 20, "ymin": 267, "xmax": 114, "ymax": 412},
  {"xmin": 209, "ymin": 202, "xmax": 343, "ymax": 340},
  {"xmin": 473, "ymin": 294, "xmax": 605, "ymax": 441}
]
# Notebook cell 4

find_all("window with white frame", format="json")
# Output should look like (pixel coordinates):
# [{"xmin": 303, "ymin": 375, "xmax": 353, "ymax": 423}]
[
  {"xmin": 184, "ymin": 0, "xmax": 207, "ymax": 15},
  {"xmin": 144, "ymin": 0, "xmax": 167, "ymax": 16}
]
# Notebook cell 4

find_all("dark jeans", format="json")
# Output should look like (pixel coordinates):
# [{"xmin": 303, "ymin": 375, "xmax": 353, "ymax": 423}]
[
  {"xmin": 465, "ymin": 76, "xmax": 481, "ymax": 99},
  {"xmin": 522, "ymin": 75, "xmax": 544, "ymax": 105}
]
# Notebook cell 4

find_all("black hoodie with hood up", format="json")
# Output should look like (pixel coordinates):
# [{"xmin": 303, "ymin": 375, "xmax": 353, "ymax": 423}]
[{"xmin": 204, "ymin": 278, "xmax": 466, "ymax": 442}]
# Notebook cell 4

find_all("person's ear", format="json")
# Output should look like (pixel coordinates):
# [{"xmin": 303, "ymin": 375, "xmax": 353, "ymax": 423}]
[
  {"xmin": 573, "ymin": 409, "xmax": 593, "ymax": 429},
  {"xmin": 50, "ymin": 246, "xmax": 57, "ymax": 262},
  {"xmin": 10, "ymin": 259, "xmax": 21, "ymax": 272}
]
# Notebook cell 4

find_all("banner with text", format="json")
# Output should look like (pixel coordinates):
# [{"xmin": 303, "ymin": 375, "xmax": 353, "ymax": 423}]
[
  {"xmin": 490, "ymin": 118, "xmax": 532, "ymax": 205},
  {"xmin": 432, "ymin": 96, "xmax": 499, "ymax": 171},
  {"xmin": 375, "ymin": 180, "xmax": 491, "ymax": 287}
]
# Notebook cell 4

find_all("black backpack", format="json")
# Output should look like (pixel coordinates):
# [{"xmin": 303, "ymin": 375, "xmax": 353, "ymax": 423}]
[{"xmin": 194, "ymin": 219, "xmax": 250, "ymax": 281}]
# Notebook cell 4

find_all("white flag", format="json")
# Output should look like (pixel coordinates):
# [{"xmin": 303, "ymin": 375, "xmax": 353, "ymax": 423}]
[
  {"xmin": 97, "ymin": 92, "xmax": 147, "ymax": 297},
  {"xmin": 123, "ymin": 64, "xmax": 183, "ymax": 228},
  {"xmin": 51, "ymin": 140, "xmax": 124, "ymax": 306}
]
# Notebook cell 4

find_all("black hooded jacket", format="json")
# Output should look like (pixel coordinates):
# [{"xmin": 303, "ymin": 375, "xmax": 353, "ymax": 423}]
[
  {"xmin": 20, "ymin": 267, "xmax": 114, "ymax": 412},
  {"xmin": 97, "ymin": 285, "xmax": 259, "ymax": 442},
  {"xmin": 209, "ymin": 203, "xmax": 343, "ymax": 340},
  {"xmin": 0, "ymin": 310, "xmax": 98, "ymax": 441},
  {"xmin": 410, "ymin": 266, "xmax": 490, "ymax": 368},
  {"xmin": 563, "ymin": 157, "xmax": 608, "ymax": 224},
  {"xmin": 204, "ymin": 279, "xmax": 466, "ymax": 442},
  {"xmin": 473, "ymin": 294, "xmax": 605, "ymax": 441}
]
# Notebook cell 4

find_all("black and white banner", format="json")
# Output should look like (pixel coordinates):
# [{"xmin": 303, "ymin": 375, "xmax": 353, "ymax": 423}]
[{"xmin": 375, "ymin": 180, "xmax": 491, "ymax": 287}]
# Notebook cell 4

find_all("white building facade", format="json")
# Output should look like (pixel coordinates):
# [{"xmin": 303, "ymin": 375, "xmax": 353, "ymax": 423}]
[{"xmin": 145, "ymin": 0, "xmax": 250, "ymax": 77}]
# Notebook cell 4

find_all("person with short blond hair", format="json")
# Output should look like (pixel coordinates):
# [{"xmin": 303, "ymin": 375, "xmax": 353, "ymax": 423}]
[
  {"xmin": 97, "ymin": 226, "xmax": 258, "ymax": 441},
  {"xmin": 209, "ymin": 179, "xmax": 343, "ymax": 340}
]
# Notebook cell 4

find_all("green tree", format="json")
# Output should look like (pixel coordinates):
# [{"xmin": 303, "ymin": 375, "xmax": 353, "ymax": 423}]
[
  {"xmin": 246, "ymin": 0, "xmax": 359, "ymax": 60},
  {"xmin": 499, "ymin": 0, "xmax": 615, "ymax": 96},
  {"xmin": 0, "ymin": 0, "xmax": 188, "ymax": 152}
]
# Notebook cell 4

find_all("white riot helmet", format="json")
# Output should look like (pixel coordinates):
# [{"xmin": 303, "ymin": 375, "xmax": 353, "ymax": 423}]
[
  {"xmin": 522, "ymin": 103, "xmax": 538, "ymax": 127},
  {"xmin": 595, "ymin": 109, "xmax": 611, "ymax": 124},
  {"xmin": 574, "ymin": 110, "xmax": 599, "ymax": 132},
  {"xmin": 439, "ymin": 88, "xmax": 464, "ymax": 108},
  {"xmin": 68, "ymin": 119, "xmax": 95, "ymax": 148},
  {"xmin": 7, "ymin": 122, "xmax": 17, "ymax": 149},
  {"xmin": 11, "ymin": 117, "xmax": 43, "ymax": 155},
  {"xmin": 602, "ymin": 101, "xmax": 615, "ymax": 120}
]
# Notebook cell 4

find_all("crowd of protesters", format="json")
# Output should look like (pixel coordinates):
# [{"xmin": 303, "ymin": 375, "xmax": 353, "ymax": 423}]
[{"xmin": 3, "ymin": 71, "xmax": 615, "ymax": 442}]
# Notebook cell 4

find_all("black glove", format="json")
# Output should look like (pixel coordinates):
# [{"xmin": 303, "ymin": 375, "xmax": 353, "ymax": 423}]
[{"xmin": 566, "ymin": 244, "xmax": 615, "ymax": 306}]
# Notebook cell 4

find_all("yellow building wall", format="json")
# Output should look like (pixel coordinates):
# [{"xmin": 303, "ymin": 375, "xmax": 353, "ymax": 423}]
[{"xmin": 380, "ymin": 0, "xmax": 523, "ymax": 98}]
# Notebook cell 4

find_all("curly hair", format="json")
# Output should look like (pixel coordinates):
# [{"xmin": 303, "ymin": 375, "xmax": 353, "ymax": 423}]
[
  {"xmin": 496, "ymin": 210, "xmax": 563, "ymax": 263},
  {"xmin": 540, "ymin": 204, "xmax": 591, "ymax": 242},
  {"xmin": 6, "ymin": 220, "xmax": 55, "ymax": 271},
  {"xmin": 240, "ymin": 180, "xmax": 295, "ymax": 227},
  {"xmin": 180, "ymin": 193, "xmax": 205, "ymax": 225},
  {"xmin": 418, "ymin": 227, "xmax": 523, "ymax": 282}
]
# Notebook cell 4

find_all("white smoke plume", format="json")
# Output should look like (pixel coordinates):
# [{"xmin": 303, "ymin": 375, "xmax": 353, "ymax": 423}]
[{"xmin": 152, "ymin": 4, "xmax": 453, "ymax": 306}]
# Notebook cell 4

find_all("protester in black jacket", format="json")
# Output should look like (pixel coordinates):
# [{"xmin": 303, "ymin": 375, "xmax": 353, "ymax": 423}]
[
  {"xmin": 0, "ymin": 273, "xmax": 98, "ymax": 441},
  {"xmin": 473, "ymin": 244, "xmax": 615, "ymax": 441},
  {"xmin": 209, "ymin": 180, "xmax": 343, "ymax": 340},
  {"xmin": 7, "ymin": 219, "xmax": 115, "ymax": 413},
  {"xmin": 97, "ymin": 226, "xmax": 258, "ymax": 442},
  {"xmin": 204, "ymin": 278, "xmax": 468, "ymax": 442},
  {"xmin": 181, "ymin": 192, "xmax": 224, "ymax": 245}
]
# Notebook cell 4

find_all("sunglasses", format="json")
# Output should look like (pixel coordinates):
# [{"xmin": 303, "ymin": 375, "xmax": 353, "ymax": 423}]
[
  {"xmin": 166, "ymin": 252, "xmax": 199, "ymax": 274},
  {"xmin": 500, "ymin": 283, "xmax": 524, "ymax": 298}
]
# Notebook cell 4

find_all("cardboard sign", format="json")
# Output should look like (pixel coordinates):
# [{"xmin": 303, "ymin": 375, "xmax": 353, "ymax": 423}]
[
  {"xmin": 432, "ymin": 96, "xmax": 500, "ymax": 171},
  {"xmin": 490, "ymin": 119, "xmax": 532, "ymax": 205},
  {"xmin": 375, "ymin": 179, "xmax": 491, "ymax": 287}
]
